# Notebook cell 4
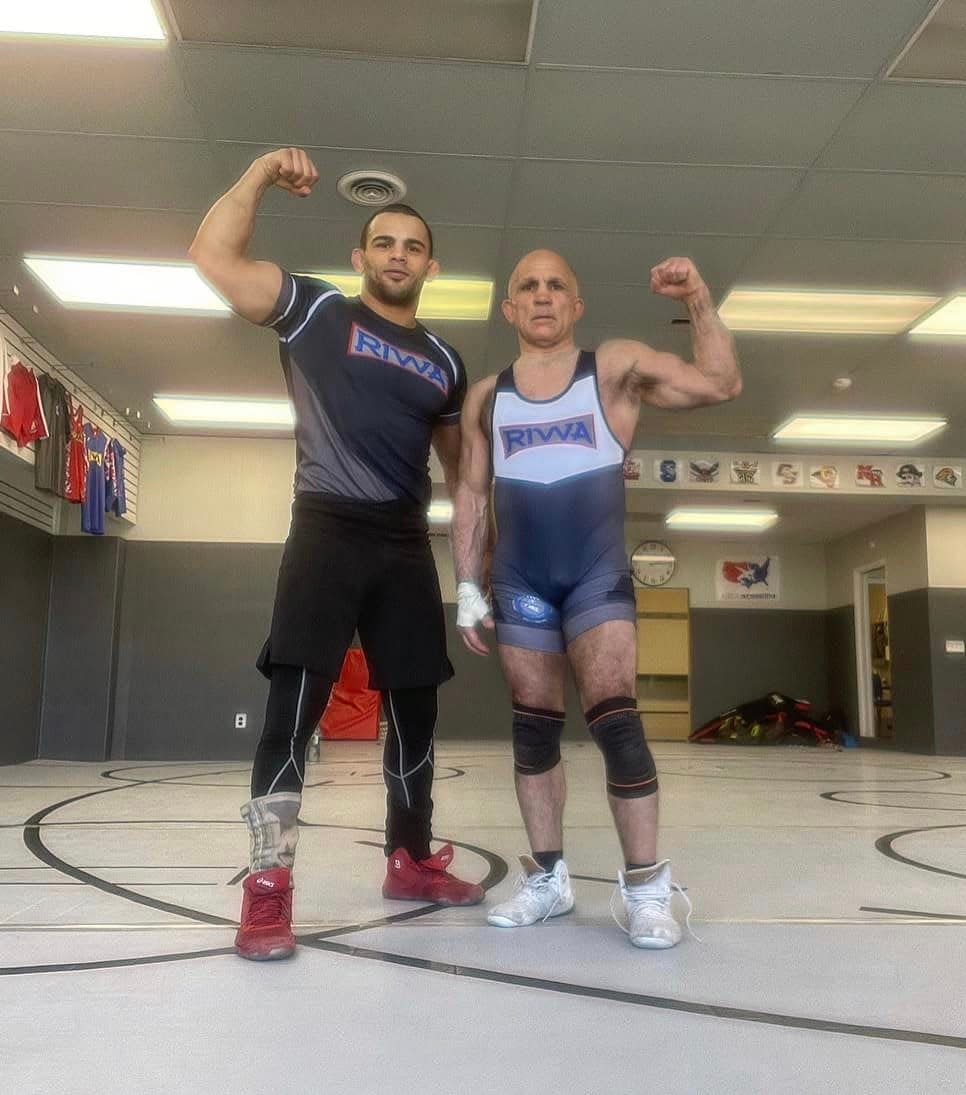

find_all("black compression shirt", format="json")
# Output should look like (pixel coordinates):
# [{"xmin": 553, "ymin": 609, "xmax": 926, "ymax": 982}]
[{"xmin": 266, "ymin": 272, "xmax": 465, "ymax": 507}]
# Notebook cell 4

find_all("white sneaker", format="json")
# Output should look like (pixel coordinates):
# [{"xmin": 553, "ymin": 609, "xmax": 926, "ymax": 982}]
[
  {"xmin": 613, "ymin": 860, "xmax": 692, "ymax": 949},
  {"xmin": 487, "ymin": 856, "xmax": 575, "ymax": 928}
]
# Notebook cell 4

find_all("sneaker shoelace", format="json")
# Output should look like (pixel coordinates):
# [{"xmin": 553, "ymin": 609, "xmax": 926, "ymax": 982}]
[
  {"xmin": 510, "ymin": 870, "xmax": 562, "ymax": 923},
  {"xmin": 609, "ymin": 881, "xmax": 700, "ymax": 943},
  {"xmin": 247, "ymin": 889, "xmax": 291, "ymax": 928},
  {"xmin": 420, "ymin": 844, "xmax": 455, "ymax": 874}
]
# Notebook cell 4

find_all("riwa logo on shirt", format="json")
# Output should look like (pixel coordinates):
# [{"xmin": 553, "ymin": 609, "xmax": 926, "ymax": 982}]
[
  {"xmin": 348, "ymin": 323, "xmax": 449, "ymax": 394},
  {"xmin": 499, "ymin": 414, "xmax": 597, "ymax": 458}
]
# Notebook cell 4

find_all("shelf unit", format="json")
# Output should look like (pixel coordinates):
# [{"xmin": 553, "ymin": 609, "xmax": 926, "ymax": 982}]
[{"xmin": 635, "ymin": 586, "xmax": 691, "ymax": 741}]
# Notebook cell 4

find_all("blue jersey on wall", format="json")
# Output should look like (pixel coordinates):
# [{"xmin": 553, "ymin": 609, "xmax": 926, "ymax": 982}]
[{"xmin": 82, "ymin": 424, "xmax": 108, "ymax": 535}]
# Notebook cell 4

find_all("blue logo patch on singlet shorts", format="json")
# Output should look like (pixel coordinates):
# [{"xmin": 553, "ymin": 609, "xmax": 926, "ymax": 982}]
[{"xmin": 511, "ymin": 593, "xmax": 553, "ymax": 623}]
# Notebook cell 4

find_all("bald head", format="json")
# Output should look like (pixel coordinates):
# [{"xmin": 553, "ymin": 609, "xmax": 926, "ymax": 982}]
[
  {"xmin": 507, "ymin": 250, "xmax": 579, "ymax": 297},
  {"xmin": 501, "ymin": 249, "xmax": 585, "ymax": 350}
]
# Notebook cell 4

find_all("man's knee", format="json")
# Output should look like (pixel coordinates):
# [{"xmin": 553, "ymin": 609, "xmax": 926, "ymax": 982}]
[
  {"xmin": 585, "ymin": 697, "xmax": 657, "ymax": 798},
  {"xmin": 513, "ymin": 705, "xmax": 565, "ymax": 776}
]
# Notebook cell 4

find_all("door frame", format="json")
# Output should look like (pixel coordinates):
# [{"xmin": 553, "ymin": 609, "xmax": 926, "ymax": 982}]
[{"xmin": 853, "ymin": 560, "xmax": 886, "ymax": 739}]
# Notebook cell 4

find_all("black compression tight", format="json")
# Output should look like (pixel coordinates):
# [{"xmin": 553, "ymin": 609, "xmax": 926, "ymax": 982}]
[
  {"xmin": 251, "ymin": 666, "xmax": 439, "ymax": 861},
  {"xmin": 251, "ymin": 665, "xmax": 334, "ymax": 798}
]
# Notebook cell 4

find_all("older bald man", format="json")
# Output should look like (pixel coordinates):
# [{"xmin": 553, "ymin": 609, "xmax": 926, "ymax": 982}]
[{"xmin": 452, "ymin": 250, "xmax": 741, "ymax": 948}]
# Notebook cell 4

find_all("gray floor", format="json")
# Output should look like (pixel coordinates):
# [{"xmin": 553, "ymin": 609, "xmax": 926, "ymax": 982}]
[{"xmin": 2, "ymin": 743, "xmax": 965, "ymax": 1094}]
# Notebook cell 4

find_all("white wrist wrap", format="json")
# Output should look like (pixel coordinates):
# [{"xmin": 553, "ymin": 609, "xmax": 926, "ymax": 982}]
[{"xmin": 456, "ymin": 581, "xmax": 490, "ymax": 628}]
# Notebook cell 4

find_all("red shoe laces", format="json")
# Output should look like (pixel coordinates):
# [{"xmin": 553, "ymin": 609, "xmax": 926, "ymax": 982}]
[
  {"xmin": 246, "ymin": 889, "xmax": 290, "ymax": 928},
  {"xmin": 419, "ymin": 844, "xmax": 454, "ymax": 873}
]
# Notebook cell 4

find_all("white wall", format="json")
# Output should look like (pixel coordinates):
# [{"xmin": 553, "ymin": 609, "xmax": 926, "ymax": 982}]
[
  {"xmin": 133, "ymin": 436, "xmax": 461, "ymax": 599},
  {"xmin": 624, "ymin": 524, "xmax": 828, "ymax": 610},
  {"xmin": 926, "ymin": 507, "xmax": 966, "ymax": 589},
  {"xmin": 133, "ymin": 438, "xmax": 834, "ymax": 609},
  {"xmin": 825, "ymin": 508, "xmax": 928, "ymax": 608},
  {"xmin": 130, "ymin": 436, "xmax": 295, "ymax": 543}
]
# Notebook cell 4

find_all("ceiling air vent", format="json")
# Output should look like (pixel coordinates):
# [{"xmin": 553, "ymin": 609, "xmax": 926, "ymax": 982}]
[{"xmin": 337, "ymin": 170, "xmax": 407, "ymax": 208}]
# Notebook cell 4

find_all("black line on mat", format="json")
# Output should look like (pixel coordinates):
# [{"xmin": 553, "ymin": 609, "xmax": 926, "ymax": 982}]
[
  {"xmin": 860, "ymin": 906, "xmax": 966, "ymax": 921},
  {"xmin": 874, "ymin": 824, "xmax": 966, "ymax": 881},
  {"xmin": 305, "ymin": 939, "xmax": 966, "ymax": 1050},
  {"xmin": 0, "ymin": 947, "xmax": 235, "ymax": 976}
]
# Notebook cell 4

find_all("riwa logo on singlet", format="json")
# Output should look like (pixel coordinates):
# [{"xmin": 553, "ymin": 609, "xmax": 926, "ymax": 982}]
[
  {"xmin": 499, "ymin": 414, "xmax": 597, "ymax": 458},
  {"xmin": 348, "ymin": 323, "xmax": 449, "ymax": 394}
]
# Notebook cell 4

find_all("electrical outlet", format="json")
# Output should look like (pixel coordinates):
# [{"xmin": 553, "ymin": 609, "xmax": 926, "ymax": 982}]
[{"xmin": 234, "ymin": 713, "xmax": 248, "ymax": 729}]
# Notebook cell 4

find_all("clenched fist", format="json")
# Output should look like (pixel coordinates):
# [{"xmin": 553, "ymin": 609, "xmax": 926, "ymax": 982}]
[
  {"xmin": 650, "ymin": 257, "xmax": 705, "ymax": 301},
  {"xmin": 255, "ymin": 147, "xmax": 320, "ymax": 197}
]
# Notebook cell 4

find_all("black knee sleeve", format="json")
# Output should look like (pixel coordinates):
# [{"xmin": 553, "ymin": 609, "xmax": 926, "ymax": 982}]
[
  {"xmin": 586, "ymin": 697, "xmax": 657, "ymax": 799},
  {"xmin": 512, "ymin": 705, "xmax": 565, "ymax": 776}
]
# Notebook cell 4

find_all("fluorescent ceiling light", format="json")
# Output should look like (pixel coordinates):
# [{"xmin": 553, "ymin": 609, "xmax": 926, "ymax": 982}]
[
  {"xmin": 666, "ymin": 508, "xmax": 778, "ymax": 531},
  {"xmin": 302, "ymin": 273, "xmax": 493, "ymax": 321},
  {"xmin": 154, "ymin": 396, "xmax": 293, "ymax": 430},
  {"xmin": 24, "ymin": 257, "xmax": 491, "ymax": 320},
  {"xmin": 427, "ymin": 500, "xmax": 453, "ymax": 523},
  {"xmin": 908, "ymin": 295, "xmax": 966, "ymax": 337},
  {"xmin": 0, "ymin": 1, "xmax": 166, "ymax": 39},
  {"xmin": 719, "ymin": 289, "xmax": 939, "ymax": 334},
  {"xmin": 25, "ymin": 257, "xmax": 229, "ymax": 314},
  {"xmin": 774, "ymin": 415, "xmax": 946, "ymax": 444}
]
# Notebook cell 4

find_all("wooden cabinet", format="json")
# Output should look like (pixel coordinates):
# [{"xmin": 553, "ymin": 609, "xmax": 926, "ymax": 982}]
[{"xmin": 635, "ymin": 587, "xmax": 691, "ymax": 741}]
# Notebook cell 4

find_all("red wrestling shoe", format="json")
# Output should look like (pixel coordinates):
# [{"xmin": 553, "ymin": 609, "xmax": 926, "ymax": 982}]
[
  {"xmin": 383, "ymin": 844, "xmax": 484, "ymax": 906},
  {"xmin": 235, "ymin": 868, "xmax": 296, "ymax": 961}
]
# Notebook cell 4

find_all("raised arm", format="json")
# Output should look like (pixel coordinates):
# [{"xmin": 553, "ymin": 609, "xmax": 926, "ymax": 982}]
[
  {"xmin": 599, "ymin": 257, "xmax": 741, "ymax": 410},
  {"xmin": 452, "ymin": 377, "xmax": 497, "ymax": 655},
  {"xmin": 188, "ymin": 148, "xmax": 320, "ymax": 325}
]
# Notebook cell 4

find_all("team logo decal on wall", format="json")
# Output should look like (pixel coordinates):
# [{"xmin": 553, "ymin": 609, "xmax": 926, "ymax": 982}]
[
  {"xmin": 622, "ymin": 456, "xmax": 642, "ymax": 481},
  {"xmin": 772, "ymin": 462, "xmax": 802, "ymax": 487},
  {"xmin": 688, "ymin": 458, "xmax": 720, "ymax": 484},
  {"xmin": 855, "ymin": 464, "xmax": 885, "ymax": 488},
  {"xmin": 895, "ymin": 463, "xmax": 924, "ymax": 487},
  {"xmin": 809, "ymin": 464, "xmax": 839, "ymax": 489},
  {"xmin": 715, "ymin": 556, "xmax": 780, "ymax": 603},
  {"xmin": 730, "ymin": 459, "xmax": 760, "ymax": 485},
  {"xmin": 655, "ymin": 458, "xmax": 678, "ymax": 484},
  {"xmin": 933, "ymin": 465, "xmax": 962, "ymax": 488}
]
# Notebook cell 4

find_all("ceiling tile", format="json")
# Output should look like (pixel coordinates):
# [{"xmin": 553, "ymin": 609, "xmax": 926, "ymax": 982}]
[
  {"xmin": 0, "ymin": 42, "xmax": 204, "ymax": 138},
  {"xmin": 169, "ymin": 0, "xmax": 535, "ymax": 63},
  {"xmin": 531, "ymin": 0, "xmax": 938, "ymax": 78},
  {"xmin": 818, "ymin": 84, "xmax": 966, "ymax": 173},
  {"xmin": 525, "ymin": 70, "xmax": 864, "ymax": 166},
  {"xmin": 773, "ymin": 170, "xmax": 966, "ymax": 241},
  {"xmin": 509, "ymin": 161, "xmax": 805, "ymax": 235},
  {"xmin": 179, "ymin": 47, "xmax": 526, "ymax": 155},
  {"xmin": 0, "ymin": 132, "xmax": 216, "ymax": 211},
  {"xmin": 739, "ymin": 237, "xmax": 966, "ymax": 294}
]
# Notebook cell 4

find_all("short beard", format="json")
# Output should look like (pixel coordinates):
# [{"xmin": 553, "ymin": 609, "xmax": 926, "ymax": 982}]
[{"xmin": 363, "ymin": 269, "xmax": 421, "ymax": 309}]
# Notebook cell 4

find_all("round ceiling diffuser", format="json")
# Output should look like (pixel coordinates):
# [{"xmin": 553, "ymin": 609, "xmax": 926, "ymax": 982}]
[{"xmin": 336, "ymin": 170, "xmax": 407, "ymax": 207}]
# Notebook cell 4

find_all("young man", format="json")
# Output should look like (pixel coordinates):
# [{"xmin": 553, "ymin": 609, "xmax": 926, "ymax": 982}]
[
  {"xmin": 452, "ymin": 250, "xmax": 740, "ymax": 948},
  {"xmin": 190, "ymin": 147, "xmax": 483, "ymax": 962}
]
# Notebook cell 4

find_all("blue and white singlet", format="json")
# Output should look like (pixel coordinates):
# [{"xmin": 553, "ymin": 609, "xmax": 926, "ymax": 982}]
[{"xmin": 489, "ymin": 350, "xmax": 636, "ymax": 653}]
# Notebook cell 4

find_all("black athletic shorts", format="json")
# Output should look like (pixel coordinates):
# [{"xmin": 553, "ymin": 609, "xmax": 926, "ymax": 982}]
[{"xmin": 257, "ymin": 492, "xmax": 454, "ymax": 690}]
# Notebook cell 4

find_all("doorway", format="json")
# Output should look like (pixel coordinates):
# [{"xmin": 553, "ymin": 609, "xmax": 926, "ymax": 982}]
[{"xmin": 854, "ymin": 564, "xmax": 893, "ymax": 741}]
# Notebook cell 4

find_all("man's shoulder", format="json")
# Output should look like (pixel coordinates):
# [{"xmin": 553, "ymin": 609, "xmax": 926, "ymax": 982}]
[
  {"xmin": 596, "ymin": 338, "xmax": 651, "ymax": 370},
  {"xmin": 467, "ymin": 373, "xmax": 499, "ymax": 401},
  {"xmin": 418, "ymin": 325, "xmax": 464, "ymax": 367}
]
